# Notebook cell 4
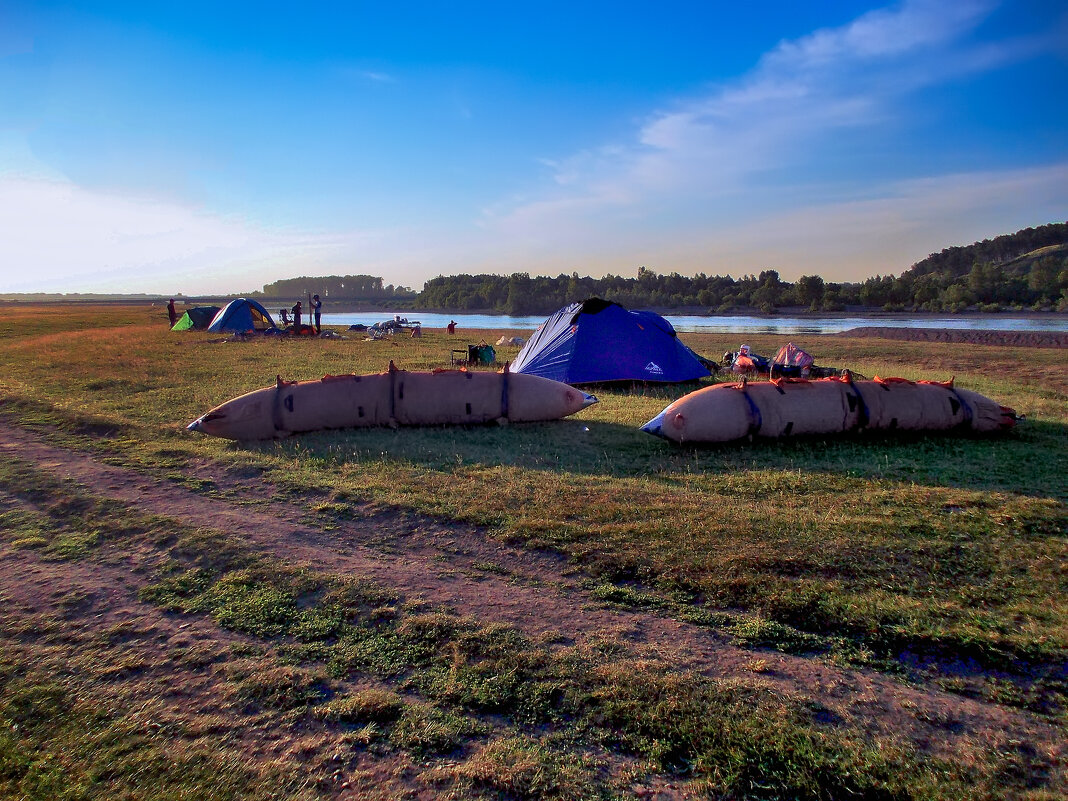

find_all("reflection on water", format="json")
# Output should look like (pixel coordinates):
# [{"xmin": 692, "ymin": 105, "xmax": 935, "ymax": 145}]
[{"xmin": 323, "ymin": 311, "xmax": 1067, "ymax": 335}]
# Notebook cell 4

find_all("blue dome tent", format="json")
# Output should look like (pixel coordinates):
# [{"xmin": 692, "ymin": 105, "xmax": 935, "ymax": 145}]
[
  {"xmin": 207, "ymin": 298, "xmax": 278, "ymax": 333},
  {"xmin": 511, "ymin": 298, "xmax": 711, "ymax": 385}
]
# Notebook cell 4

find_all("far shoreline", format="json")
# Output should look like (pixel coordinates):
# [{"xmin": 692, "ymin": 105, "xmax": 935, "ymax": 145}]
[
  {"xmin": 320, "ymin": 304, "xmax": 1066, "ymax": 321},
  {"xmin": 1, "ymin": 296, "xmax": 1064, "ymax": 321}
]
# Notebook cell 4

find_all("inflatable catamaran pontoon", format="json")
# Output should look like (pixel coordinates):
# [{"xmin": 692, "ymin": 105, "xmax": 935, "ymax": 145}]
[{"xmin": 641, "ymin": 375, "xmax": 1018, "ymax": 444}]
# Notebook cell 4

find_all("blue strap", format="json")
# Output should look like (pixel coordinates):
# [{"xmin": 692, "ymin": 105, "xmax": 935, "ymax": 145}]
[{"xmin": 737, "ymin": 383, "xmax": 762, "ymax": 435}]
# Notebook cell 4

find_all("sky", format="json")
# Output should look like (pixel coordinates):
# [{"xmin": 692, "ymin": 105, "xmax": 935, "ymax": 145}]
[{"xmin": 0, "ymin": 0, "xmax": 1066, "ymax": 295}]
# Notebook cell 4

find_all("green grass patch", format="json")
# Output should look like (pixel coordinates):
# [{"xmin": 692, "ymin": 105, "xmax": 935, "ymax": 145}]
[{"xmin": 0, "ymin": 671, "xmax": 300, "ymax": 800}]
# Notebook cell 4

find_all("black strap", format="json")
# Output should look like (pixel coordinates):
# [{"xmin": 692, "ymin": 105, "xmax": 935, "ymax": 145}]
[
  {"xmin": 945, "ymin": 384, "xmax": 973, "ymax": 428},
  {"xmin": 737, "ymin": 380, "xmax": 762, "ymax": 435},
  {"xmin": 500, "ymin": 363, "xmax": 510, "ymax": 419},
  {"xmin": 388, "ymin": 361, "xmax": 397, "ymax": 422},
  {"xmin": 844, "ymin": 371, "xmax": 870, "ymax": 429},
  {"xmin": 272, "ymin": 375, "xmax": 287, "ymax": 432}
]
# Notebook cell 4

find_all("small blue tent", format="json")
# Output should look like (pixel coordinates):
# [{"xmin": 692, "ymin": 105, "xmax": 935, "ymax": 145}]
[
  {"xmin": 207, "ymin": 298, "xmax": 277, "ymax": 333},
  {"xmin": 511, "ymin": 298, "xmax": 711, "ymax": 384}
]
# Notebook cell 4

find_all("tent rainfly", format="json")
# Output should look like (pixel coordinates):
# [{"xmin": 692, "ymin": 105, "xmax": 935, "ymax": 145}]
[
  {"xmin": 171, "ymin": 305, "xmax": 221, "ymax": 331},
  {"xmin": 207, "ymin": 298, "xmax": 277, "ymax": 333},
  {"xmin": 511, "ymin": 298, "xmax": 711, "ymax": 384}
]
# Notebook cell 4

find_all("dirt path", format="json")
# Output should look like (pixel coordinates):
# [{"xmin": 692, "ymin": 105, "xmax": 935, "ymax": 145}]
[
  {"xmin": 0, "ymin": 421, "xmax": 1063, "ymax": 782},
  {"xmin": 0, "ymin": 532, "xmax": 436, "ymax": 799}
]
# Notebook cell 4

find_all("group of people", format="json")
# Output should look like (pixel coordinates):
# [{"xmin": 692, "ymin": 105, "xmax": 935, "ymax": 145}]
[
  {"xmin": 168, "ymin": 295, "xmax": 459, "ymax": 339},
  {"xmin": 278, "ymin": 295, "xmax": 323, "ymax": 334}
]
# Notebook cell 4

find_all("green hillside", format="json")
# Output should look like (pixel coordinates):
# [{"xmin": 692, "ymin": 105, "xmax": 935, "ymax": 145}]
[{"xmin": 871, "ymin": 223, "xmax": 1068, "ymax": 312}]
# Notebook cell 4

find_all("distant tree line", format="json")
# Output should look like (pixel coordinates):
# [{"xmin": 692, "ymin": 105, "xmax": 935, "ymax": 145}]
[
  {"xmin": 258, "ymin": 274, "xmax": 416, "ymax": 300},
  {"xmin": 415, "ymin": 223, "xmax": 1068, "ymax": 314},
  {"xmin": 246, "ymin": 223, "xmax": 1067, "ymax": 315}
]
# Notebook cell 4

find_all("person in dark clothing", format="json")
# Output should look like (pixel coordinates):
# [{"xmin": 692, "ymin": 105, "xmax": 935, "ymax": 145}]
[
  {"xmin": 167, "ymin": 299, "xmax": 177, "ymax": 327},
  {"xmin": 447, "ymin": 320, "xmax": 456, "ymax": 335},
  {"xmin": 292, "ymin": 301, "xmax": 302, "ymax": 331},
  {"xmin": 311, "ymin": 294, "xmax": 322, "ymax": 333}
]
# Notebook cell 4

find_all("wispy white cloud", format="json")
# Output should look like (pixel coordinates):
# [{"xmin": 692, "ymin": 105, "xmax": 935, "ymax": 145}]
[
  {"xmin": 0, "ymin": 176, "xmax": 387, "ymax": 294},
  {"xmin": 336, "ymin": 64, "xmax": 397, "ymax": 85},
  {"xmin": 2, "ymin": 1, "xmax": 1061, "ymax": 295},
  {"xmin": 488, "ymin": 0, "xmax": 1051, "ymax": 259},
  {"xmin": 762, "ymin": 0, "xmax": 992, "ymax": 68},
  {"xmin": 463, "ymin": 163, "xmax": 1068, "ymax": 282},
  {"xmin": 359, "ymin": 70, "xmax": 394, "ymax": 83},
  {"xmin": 678, "ymin": 163, "xmax": 1068, "ymax": 281}
]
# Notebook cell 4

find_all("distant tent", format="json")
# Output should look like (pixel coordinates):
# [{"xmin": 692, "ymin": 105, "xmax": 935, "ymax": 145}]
[
  {"xmin": 769, "ymin": 342, "xmax": 841, "ymax": 378},
  {"xmin": 171, "ymin": 305, "xmax": 221, "ymax": 331},
  {"xmin": 207, "ymin": 298, "xmax": 277, "ymax": 333},
  {"xmin": 771, "ymin": 342, "xmax": 815, "ymax": 376},
  {"xmin": 511, "ymin": 298, "xmax": 711, "ymax": 384}
]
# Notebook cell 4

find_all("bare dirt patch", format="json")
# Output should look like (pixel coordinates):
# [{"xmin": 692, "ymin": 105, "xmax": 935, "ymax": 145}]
[
  {"xmin": 0, "ymin": 541, "xmax": 446, "ymax": 799},
  {"xmin": 0, "ymin": 421, "xmax": 1064, "ymax": 792},
  {"xmin": 839, "ymin": 326, "xmax": 1067, "ymax": 348}
]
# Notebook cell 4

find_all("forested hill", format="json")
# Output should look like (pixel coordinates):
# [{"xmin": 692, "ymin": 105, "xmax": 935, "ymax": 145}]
[
  {"xmin": 414, "ymin": 223, "xmax": 1068, "ymax": 315},
  {"xmin": 859, "ymin": 222, "xmax": 1068, "ymax": 312},
  {"xmin": 907, "ymin": 223, "xmax": 1067, "ymax": 279}
]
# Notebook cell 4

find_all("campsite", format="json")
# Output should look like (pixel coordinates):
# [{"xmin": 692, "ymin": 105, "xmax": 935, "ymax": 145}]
[{"xmin": 0, "ymin": 302, "xmax": 1066, "ymax": 800}]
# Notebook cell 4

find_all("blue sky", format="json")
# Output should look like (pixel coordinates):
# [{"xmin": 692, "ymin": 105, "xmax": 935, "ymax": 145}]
[{"xmin": 1, "ymin": 0, "xmax": 1065, "ymax": 295}]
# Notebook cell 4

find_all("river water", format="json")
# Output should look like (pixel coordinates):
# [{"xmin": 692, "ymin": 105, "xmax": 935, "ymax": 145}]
[{"xmin": 323, "ymin": 311, "xmax": 1068, "ymax": 336}]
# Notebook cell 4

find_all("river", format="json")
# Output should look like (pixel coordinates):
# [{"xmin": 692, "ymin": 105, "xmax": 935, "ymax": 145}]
[{"xmin": 322, "ymin": 311, "xmax": 1068, "ymax": 336}]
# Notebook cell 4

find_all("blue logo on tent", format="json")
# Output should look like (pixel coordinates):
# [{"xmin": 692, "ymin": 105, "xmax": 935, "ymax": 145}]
[{"xmin": 511, "ymin": 298, "xmax": 710, "ymax": 384}]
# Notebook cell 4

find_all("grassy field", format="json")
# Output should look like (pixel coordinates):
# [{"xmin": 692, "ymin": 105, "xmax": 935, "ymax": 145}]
[{"xmin": 0, "ymin": 303, "xmax": 1065, "ymax": 799}]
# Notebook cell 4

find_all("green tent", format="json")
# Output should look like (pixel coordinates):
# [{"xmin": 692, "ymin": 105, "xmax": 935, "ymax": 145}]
[{"xmin": 171, "ymin": 306, "xmax": 221, "ymax": 331}]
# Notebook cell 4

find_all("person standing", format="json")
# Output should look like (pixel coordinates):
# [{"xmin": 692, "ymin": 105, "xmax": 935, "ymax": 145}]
[
  {"xmin": 311, "ymin": 294, "xmax": 322, "ymax": 333},
  {"xmin": 447, "ymin": 320, "xmax": 456, "ymax": 335},
  {"xmin": 167, "ymin": 298, "xmax": 177, "ymax": 327},
  {"xmin": 292, "ymin": 300, "xmax": 302, "ymax": 332}
]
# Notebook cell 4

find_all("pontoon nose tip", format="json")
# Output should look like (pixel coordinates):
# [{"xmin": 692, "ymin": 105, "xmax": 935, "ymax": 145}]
[
  {"xmin": 187, "ymin": 417, "xmax": 204, "ymax": 433},
  {"xmin": 640, "ymin": 411, "xmax": 667, "ymax": 438},
  {"xmin": 581, "ymin": 392, "xmax": 599, "ymax": 409}
]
